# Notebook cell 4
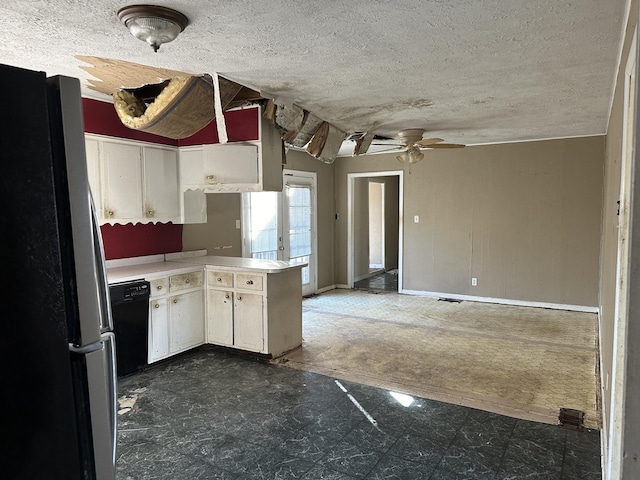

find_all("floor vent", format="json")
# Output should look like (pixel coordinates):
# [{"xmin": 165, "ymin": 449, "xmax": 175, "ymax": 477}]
[
  {"xmin": 558, "ymin": 408, "xmax": 584, "ymax": 431},
  {"xmin": 438, "ymin": 298, "xmax": 462, "ymax": 303}
]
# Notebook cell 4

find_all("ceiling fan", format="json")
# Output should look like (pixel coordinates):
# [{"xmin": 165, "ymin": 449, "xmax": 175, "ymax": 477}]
[{"xmin": 388, "ymin": 129, "xmax": 465, "ymax": 164}]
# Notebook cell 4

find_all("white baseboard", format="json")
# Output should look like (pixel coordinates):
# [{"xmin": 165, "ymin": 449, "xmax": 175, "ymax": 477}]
[
  {"xmin": 400, "ymin": 289, "xmax": 599, "ymax": 313},
  {"xmin": 335, "ymin": 284, "xmax": 351, "ymax": 289}
]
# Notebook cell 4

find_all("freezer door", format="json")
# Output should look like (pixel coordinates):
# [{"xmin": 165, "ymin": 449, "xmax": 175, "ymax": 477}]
[{"xmin": 48, "ymin": 75, "xmax": 105, "ymax": 346}]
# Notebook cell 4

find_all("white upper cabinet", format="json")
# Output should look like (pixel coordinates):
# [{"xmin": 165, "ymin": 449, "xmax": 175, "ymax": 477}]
[
  {"xmin": 84, "ymin": 138, "xmax": 103, "ymax": 220},
  {"xmin": 85, "ymin": 135, "xmax": 182, "ymax": 225},
  {"xmin": 178, "ymin": 105, "xmax": 283, "ymax": 193},
  {"xmin": 143, "ymin": 147, "xmax": 180, "ymax": 221},
  {"xmin": 102, "ymin": 142, "xmax": 144, "ymax": 222}
]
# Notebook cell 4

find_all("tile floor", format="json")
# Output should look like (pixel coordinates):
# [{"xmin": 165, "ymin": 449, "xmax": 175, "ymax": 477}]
[
  {"xmin": 354, "ymin": 270, "xmax": 398, "ymax": 292},
  {"xmin": 116, "ymin": 347, "xmax": 601, "ymax": 479}
]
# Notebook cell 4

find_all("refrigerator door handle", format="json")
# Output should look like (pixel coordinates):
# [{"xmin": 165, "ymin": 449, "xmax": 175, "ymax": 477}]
[
  {"xmin": 103, "ymin": 331, "xmax": 118, "ymax": 466},
  {"xmin": 68, "ymin": 342, "xmax": 103, "ymax": 355},
  {"xmin": 91, "ymin": 196, "xmax": 113, "ymax": 333}
]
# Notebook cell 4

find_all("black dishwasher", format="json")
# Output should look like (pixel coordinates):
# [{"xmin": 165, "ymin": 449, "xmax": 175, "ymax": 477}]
[{"xmin": 110, "ymin": 280, "xmax": 150, "ymax": 377}]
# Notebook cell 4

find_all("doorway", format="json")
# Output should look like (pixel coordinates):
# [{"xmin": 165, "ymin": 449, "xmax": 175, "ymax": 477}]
[
  {"xmin": 347, "ymin": 171, "xmax": 403, "ymax": 290},
  {"xmin": 368, "ymin": 180, "xmax": 385, "ymax": 271},
  {"xmin": 242, "ymin": 170, "xmax": 318, "ymax": 296}
]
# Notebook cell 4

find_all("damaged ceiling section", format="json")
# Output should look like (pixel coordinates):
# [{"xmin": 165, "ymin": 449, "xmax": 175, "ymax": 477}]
[{"xmin": 78, "ymin": 56, "xmax": 358, "ymax": 163}]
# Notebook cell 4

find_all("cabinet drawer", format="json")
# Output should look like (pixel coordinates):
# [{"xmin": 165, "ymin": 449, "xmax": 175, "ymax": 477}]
[
  {"xmin": 169, "ymin": 270, "xmax": 204, "ymax": 292},
  {"xmin": 208, "ymin": 270, "xmax": 233, "ymax": 288},
  {"xmin": 149, "ymin": 277, "xmax": 168, "ymax": 298},
  {"xmin": 235, "ymin": 273, "xmax": 264, "ymax": 292}
]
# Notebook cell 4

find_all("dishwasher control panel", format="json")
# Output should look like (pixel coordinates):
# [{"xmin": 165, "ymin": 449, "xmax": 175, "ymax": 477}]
[{"xmin": 109, "ymin": 280, "xmax": 150, "ymax": 304}]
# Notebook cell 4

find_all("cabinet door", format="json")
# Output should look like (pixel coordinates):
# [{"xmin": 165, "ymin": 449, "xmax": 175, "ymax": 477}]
[
  {"xmin": 148, "ymin": 298, "xmax": 169, "ymax": 363},
  {"xmin": 101, "ymin": 142, "xmax": 143, "ymax": 220},
  {"xmin": 178, "ymin": 147, "xmax": 204, "ymax": 186},
  {"xmin": 84, "ymin": 138, "xmax": 102, "ymax": 218},
  {"xmin": 169, "ymin": 289, "xmax": 205, "ymax": 353},
  {"xmin": 233, "ymin": 292, "xmax": 264, "ymax": 352},
  {"xmin": 206, "ymin": 289, "xmax": 233, "ymax": 346},
  {"xmin": 203, "ymin": 144, "xmax": 259, "ymax": 185},
  {"xmin": 143, "ymin": 147, "xmax": 179, "ymax": 221}
]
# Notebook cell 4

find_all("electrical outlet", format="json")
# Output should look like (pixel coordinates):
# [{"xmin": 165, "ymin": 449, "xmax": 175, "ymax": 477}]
[
  {"xmin": 235, "ymin": 219, "xmax": 240, "ymax": 229},
  {"xmin": 414, "ymin": 215, "xmax": 419, "ymax": 223},
  {"xmin": 471, "ymin": 277, "xmax": 478, "ymax": 286}
]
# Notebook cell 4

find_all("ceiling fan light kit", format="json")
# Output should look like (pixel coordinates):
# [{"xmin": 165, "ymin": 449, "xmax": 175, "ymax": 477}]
[{"xmin": 117, "ymin": 5, "xmax": 189, "ymax": 52}]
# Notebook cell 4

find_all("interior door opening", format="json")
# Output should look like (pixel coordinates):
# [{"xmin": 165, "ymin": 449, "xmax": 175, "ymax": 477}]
[
  {"xmin": 348, "ymin": 171, "xmax": 403, "ymax": 292},
  {"xmin": 368, "ymin": 180, "xmax": 385, "ymax": 272}
]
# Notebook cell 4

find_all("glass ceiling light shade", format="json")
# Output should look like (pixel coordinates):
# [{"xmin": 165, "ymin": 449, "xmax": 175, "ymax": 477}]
[{"xmin": 117, "ymin": 5, "xmax": 189, "ymax": 52}]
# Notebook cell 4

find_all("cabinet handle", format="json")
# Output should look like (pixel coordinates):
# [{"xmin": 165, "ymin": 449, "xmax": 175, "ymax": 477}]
[
  {"xmin": 185, "ymin": 278, "xmax": 190, "ymax": 283},
  {"xmin": 146, "ymin": 209, "xmax": 154, "ymax": 217},
  {"xmin": 154, "ymin": 303, "xmax": 159, "ymax": 309},
  {"xmin": 246, "ymin": 280, "xmax": 253, "ymax": 285},
  {"xmin": 237, "ymin": 295, "xmax": 242, "ymax": 301},
  {"xmin": 173, "ymin": 298, "xmax": 178, "ymax": 304},
  {"xmin": 224, "ymin": 294, "xmax": 230, "ymax": 300},
  {"xmin": 106, "ymin": 210, "xmax": 114, "ymax": 217},
  {"xmin": 156, "ymin": 285, "xmax": 163, "ymax": 290},
  {"xmin": 206, "ymin": 174, "xmax": 215, "ymax": 181},
  {"xmin": 217, "ymin": 277, "xmax": 222, "ymax": 282}
]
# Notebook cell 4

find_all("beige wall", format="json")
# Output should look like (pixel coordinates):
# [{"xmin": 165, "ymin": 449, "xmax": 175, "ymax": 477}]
[
  {"xmin": 600, "ymin": 0, "xmax": 637, "ymax": 463},
  {"xmin": 182, "ymin": 193, "xmax": 243, "ymax": 256},
  {"xmin": 335, "ymin": 137, "xmax": 604, "ymax": 307},
  {"xmin": 384, "ymin": 176, "xmax": 400, "ymax": 270}
]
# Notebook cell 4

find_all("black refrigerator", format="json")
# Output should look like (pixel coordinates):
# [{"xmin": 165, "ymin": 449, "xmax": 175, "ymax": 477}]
[{"xmin": 0, "ymin": 64, "xmax": 117, "ymax": 479}]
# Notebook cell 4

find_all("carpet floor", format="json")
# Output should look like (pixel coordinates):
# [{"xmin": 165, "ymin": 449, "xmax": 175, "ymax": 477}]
[{"xmin": 274, "ymin": 289, "xmax": 600, "ymax": 429}]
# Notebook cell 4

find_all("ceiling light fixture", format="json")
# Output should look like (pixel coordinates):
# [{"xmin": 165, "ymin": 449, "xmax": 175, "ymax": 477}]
[{"xmin": 117, "ymin": 5, "xmax": 189, "ymax": 52}]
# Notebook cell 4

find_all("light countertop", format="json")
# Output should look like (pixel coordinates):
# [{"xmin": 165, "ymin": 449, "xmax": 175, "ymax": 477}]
[
  {"xmin": 107, "ymin": 261, "xmax": 203, "ymax": 284},
  {"xmin": 106, "ymin": 253, "xmax": 305, "ymax": 283},
  {"xmin": 172, "ymin": 255, "xmax": 306, "ymax": 273}
]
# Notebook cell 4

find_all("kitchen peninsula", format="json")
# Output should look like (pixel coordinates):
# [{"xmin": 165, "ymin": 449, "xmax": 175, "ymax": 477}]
[{"xmin": 107, "ymin": 253, "xmax": 304, "ymax": 364}]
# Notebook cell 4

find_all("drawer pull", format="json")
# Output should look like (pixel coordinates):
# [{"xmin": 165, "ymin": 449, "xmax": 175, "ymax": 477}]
[
  {"xmin": 173, "ymin": 299, "xmax": 178, "ymax": 304},
  {"xmin": 224, "ymin": 294, "xmax": 230, "ymax": 300},
  {"xmin": 156, "ymin": 285, "xmax": 163, "ymax": 290},
  {"xmin": 154, "ymin": 303, "xmax": 159, "ymax": 309},
  {"xmin": 246, "ymin": 280, "xmax": 253, "ymax": 285},
  {"xmin": 185, "ymin": 279, "xmax": 190, "ymax": 284},
  {"xmin": 237, "ymin": 295, "xmax": 242, "ymax": 301},
  {"xmin": 217, "ymin": 277, "xmax": 222, "ymax": 282}
]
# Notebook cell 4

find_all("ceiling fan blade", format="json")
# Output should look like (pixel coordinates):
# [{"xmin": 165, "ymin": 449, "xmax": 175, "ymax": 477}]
[
  {"xmin": 423, "ymin": 143, "xmax": 465, "ymax": 149},
  {"xmin": 414, "ymin": 138, "xmax": 444, "ymax": 146}
]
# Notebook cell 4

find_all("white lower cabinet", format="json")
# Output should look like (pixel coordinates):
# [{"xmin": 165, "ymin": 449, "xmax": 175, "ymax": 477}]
[
  {"xmin": 145, "ymin": 262, "xmax": 302, "ymax": 362},
  {"xmin": 147, "ymin": 269, "xmax": 205, "ymax": 363},
  {"xmin": 169, "ymin": 289, "xmax": 205, "ymax": 353},
  {"xmin": 207, "ymin": 289, "xmax": 233, "ymax": 346},
  {"xmin": 206, "ymin": 267, "xmax": 301, "ymax": 356},
  {"xmin": 148, "ymin": 297, "xmax": 169, "ymax": 363},
  {"xmin": 233, "ymin": 292, "xmax": 264, "ymax": 352}
]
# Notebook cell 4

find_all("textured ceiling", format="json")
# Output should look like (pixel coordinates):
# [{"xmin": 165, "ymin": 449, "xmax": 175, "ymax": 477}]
[{"xmin": 0, "ymin": 1, "xmax": 628, "ymax": 149}]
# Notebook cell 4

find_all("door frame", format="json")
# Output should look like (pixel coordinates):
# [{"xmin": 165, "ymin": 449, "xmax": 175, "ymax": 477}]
[
  {"xmin": 283, "ymin": 169, "xmax": 318, "ymax": 296},
  {"xmin": 240, "ymin": 169, "xmax": 318, "ymax": 295},
  {"xmin": 368, "ymin": 179, "xmax": 386, "ymax": 270},
  {"xmin": 347, "ymin": 170, "xmax": 403, "ymax": 290}
]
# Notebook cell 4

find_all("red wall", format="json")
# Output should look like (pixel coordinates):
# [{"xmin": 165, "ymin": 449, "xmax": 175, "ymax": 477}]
[{"xmin": 82, "ymin": 98, "xmax": 259, "ymax": 260}]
